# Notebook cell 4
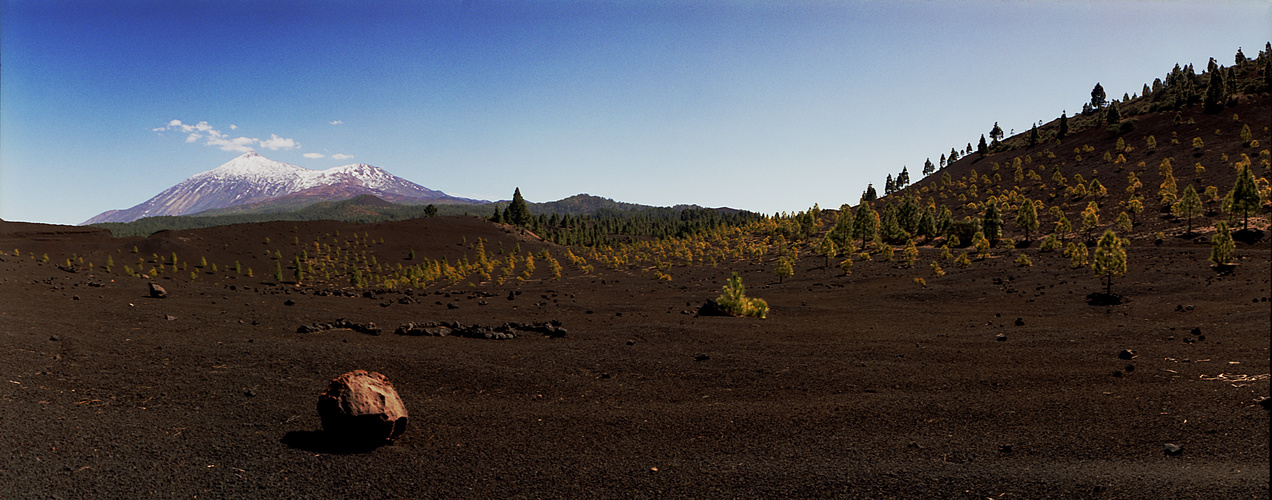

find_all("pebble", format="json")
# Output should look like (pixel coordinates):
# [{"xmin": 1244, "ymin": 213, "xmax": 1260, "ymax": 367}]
[
  {"xmin": 1163, "ymin": 443, "xmax": 1183, "ymax": 456},
  {"xmin": 1117, "ymin": 349, "xmax": 1136, "ymax": 360},
  {"xmin": 995, "ymin": 334, "xmax": 1007, "ymax": 342}
]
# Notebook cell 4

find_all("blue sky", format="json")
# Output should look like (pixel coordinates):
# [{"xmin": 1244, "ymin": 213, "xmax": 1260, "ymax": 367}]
[{"xmin": 2, "ymin": 0, "xmax": 1269, "ymax": 225}]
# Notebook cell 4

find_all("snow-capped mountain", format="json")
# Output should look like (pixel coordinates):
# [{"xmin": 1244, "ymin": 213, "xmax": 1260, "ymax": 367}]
[{"xmin": 81, "ymin": 152, "xmax": 478, "ymax": 224}]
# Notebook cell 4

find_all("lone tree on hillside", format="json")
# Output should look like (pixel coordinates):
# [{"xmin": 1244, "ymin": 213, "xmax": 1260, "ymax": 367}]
[
  {"xmin": 506, "ymin": 188, "xmax": 531, "ymax": 226},
  {"xmin": 1091, "ymin": 83, "xmax": 1107, "ymax": 110},
  {"xmin": 1027, "ymin": 124, "xmax": 1039, "ymax": 147},
  {"xmin": 1092, "ymin": 230, "xmax": 1127, "ymax": 297},
  {"xmin": 775, "ymin": 256, "xmax": 794, "ymax": 284},
  {"xmin": 923, "ymin": 158, "xmax": 935, "ymax": 177},
  {"xmin": 1229, "ymin": 165, "xmax": 1261, "ymax": 230},
  {"xmin": 990, "ymin": 122, "xmax": 1004, "ymax": 143},
  {"xmin": 977, "ymin": 135, "xmax": 988, "ymax": 155},
  {"xmin": 1058, "ymin": 112, "xmax": 1069, "ymax": 139},
  {"xmin": 1172, "ymin": 184, "xmax": 1203, "ymax": 234}
]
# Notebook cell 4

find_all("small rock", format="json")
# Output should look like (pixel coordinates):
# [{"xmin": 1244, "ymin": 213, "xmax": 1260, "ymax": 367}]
[
  {"xmin": 995, "ymin": 334, "xmax": 1007, "ymax": 342},
  {"xmin": 626, "ymin": 340, "xmax": 635, "ymax": 346},
  {"xmin": 999, "ymin": 444, "xmax": 1013, "ymax": 453},
  {"xmin": 1117, "ymin": 349, "xmax": 1136, "ymax": 360},
  {"xmin": 149, "ymin": 283, "xmax": 167, "ymax": 299},
  {"xmin": 447, "ymin": 302, "xmax": 459, "ymax": 310},
  {"xmin": 694, "ymin": 354, "xmax": 710, "ymax": 361},
  {"xmin": 1014, "ymin": 318, "xmax": 1024, "ymax": 326},
  {"xmin": 284, "ymin": 299, "xmax": 296, "ymax": 306},
  {"xmin": 1255, "ymin": 396, "xmax": 1271, "ymax": 410},
  {"xmin": 165, "ymin": 315, "xmax": 176, "ymax": 321},
  {"xmin": 1190, "ymin": 327, "xmax": 1202, "ymax": 336},
  {"xmin": 1112, "ymin": 370, "xmax": 1123, "ymax": 377},
  {"xmin": 1124, "ymin": 364, "xmax": 1135, "ymax": 372},
  {"xmin": 72, "ymin": 295, "xmax": 80, "ymax": 300},
  {"xmin": 49, "ymin": 336, "xmax": 59, "ymax": 342},
  {"xmin": 1163, "ymin": 443, "xmax": 1183, "ymax": 456}
]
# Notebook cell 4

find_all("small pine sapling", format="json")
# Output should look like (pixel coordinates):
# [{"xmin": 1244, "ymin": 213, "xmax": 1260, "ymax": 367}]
[
  {"xmin": 1015, "ymin": 253, "xmax": 1032, "ymax": 267},
  {"xmin": 1209, "ymin": 221, "xmax": 1234, "ymax": 266},
  {"xmin": 775, "ymin": 256, "xmax": 794, "ymax": 283},
  {"xmin": 930, "ymin": 260, "xmax": 945, "ymax": 277},
  {"xmin": 1067, "ymin": 242, "xmax": 1089, "ymax": 268}
]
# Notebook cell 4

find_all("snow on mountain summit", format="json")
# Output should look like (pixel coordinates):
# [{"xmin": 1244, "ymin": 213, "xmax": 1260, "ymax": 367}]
[{"xmin": 80, "ymin": 152, "xmax": 466, "ymax": 224}]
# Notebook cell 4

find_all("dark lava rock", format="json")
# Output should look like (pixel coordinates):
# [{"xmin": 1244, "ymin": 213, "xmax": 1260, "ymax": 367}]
[
  {"xmin": 165, "ymin": 314, "xmax": 176, "ymax": 321},
  {"xmin": 995, "ymin": 334, "xmax": 1007, "ymax": 342},
  {"xmin": 1014, "ymin": 318, "xmax": 1024, "ymax": 326},
  {"xmin": 1163, "ymin": 443, "xmax": 1183, "ymax": 456},
  {"xmin": 1190, "ymin": 327, "xmax": 1202, "ymax": 336},
  {"xmin": 148, "ymin": 283, "xmax": 167, "ymax": 299},
  {"xmin": 697, "ymin": 300, "xmax": 731, "ymax": 317},
  {"xmin": 1118, "ymin": 349, "xmax": 1136, "ymax": 360},
  {"xmin": 1255, "ymin": 396, "xmax": 1271, "ymax": 410},
  {"xmin": 694, "ymin": 354, "xmax": 710, "ymax": 362},
  {"xmin": 284, "ymin": 299, "xmax": 296, "ymax": 306},
  {"xmin": 447, "ymin": 302, "xmax": 459, "ymax": 310},
  {"xmin": 316, "ymin": 370, "xmax": 408, "ymax": 446}
]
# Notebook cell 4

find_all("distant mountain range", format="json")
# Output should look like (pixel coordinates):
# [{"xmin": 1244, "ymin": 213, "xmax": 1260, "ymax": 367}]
[{"xmin": 80, "ymin": 152, "xmax": 482, "ymax": 224}]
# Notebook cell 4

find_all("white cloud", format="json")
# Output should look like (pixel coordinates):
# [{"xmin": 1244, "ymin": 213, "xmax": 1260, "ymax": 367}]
[
  {"xmin": 258, "ymin": 134, "xmax": 297, "ymax": 151},
  {"xmin": 303, "ymin": 153, "xmax": 325, "ymax": 159},
  {"xmin": 328, "ymin": 120, "xmax": 343, "ymax": 125},
  {"xmin": 154, "ymin": 119, "xmax": 300, "ymax": 153},
  {"xmin": 331, "ymin": 153, "xmax": 354, "ymax": 160}
]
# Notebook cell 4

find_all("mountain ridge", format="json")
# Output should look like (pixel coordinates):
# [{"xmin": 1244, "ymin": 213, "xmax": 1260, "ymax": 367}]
[{"xmin": 80, "ymin": 152, "xmax": 480, "ymax": 224}]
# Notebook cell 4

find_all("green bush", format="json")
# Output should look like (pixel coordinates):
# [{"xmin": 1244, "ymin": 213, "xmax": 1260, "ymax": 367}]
[{"xmin": 716, "ymin": 273, "xmax": 768, "ymax": 319}]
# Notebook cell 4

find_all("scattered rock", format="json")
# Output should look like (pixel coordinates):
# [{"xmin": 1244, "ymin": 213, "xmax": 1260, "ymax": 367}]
[
  {"xmin": 999, "ymin": 444, "xmax": 1013, "ymax": 453},
  {"xmin": 1124, "ymin": 364, "xmax": 1135, "ymax": 372},
  {"xmin": 148, "ymin": 283, "xmax": 167, "ymax": 299},
  {"xmin": 49, "ymin": 335, "xmax": 59, "ymax": 342},
  {"xmin": 697, "ymin": 300, "xmax": 730, "ymax": 317},
  {"xmin": 447, "ymin": 303, "xmax": 459, "ymax": 310},
  {"xmin": 71, "ymin": 295, "xmax": 80, "ymax": 300},
  {"xmin": 995, "ymin": 334, "xmax": 1007, "ymax": 342},
  {"xmin": 1162, "ymin": 443, "xmax": 1183, "ymax": 456},
  {"xmin": 1190, "ymin": 327, "xmax": 1202, "ymax": 336},
  {"xmin": 626, "ymin": 340, "xmax": 635, "ymax": 346},
  {"xmin": 1253, "ymin": 396, "xmax": 1271, "ymax": 409},
  {"xmin": 284, "ymin": 299, "xmax": 295, "ymax": 306},
  {"xmin": 165, "ymin": 314, "xmax": 176, "ymax": 321},
  {"xmin": 316, "ymin": 370, "xmax": 408, "ymax": 446},
  {"xmin": 1013, "ymin": 318, "xmax": 1024, "ymax": 326},
  {"xmin": 694, "ymin": 354, "xmax": 710, "ymax": 362},
  {"xmin": 1117, "ymin": 349, "xmax": 1136, "ymax": 360},
  {"xmin": 1112, "ymin": 370, "xmax": 1123, "ymax": 377}
]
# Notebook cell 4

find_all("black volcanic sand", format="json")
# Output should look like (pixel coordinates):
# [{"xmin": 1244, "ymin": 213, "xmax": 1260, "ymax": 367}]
[{"xmin": 1, "ymin": 218, "xmax": 1268, "ymax": 498}]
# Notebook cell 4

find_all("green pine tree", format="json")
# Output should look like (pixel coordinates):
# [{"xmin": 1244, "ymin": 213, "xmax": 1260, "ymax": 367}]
[
  {"xmin": 1209, "ymin": 221, "xmax": 1234, "ymax": 266},
  {"xmin": 1229, "ymin": 165, "xmax": 1262, "ymax": 230},
  {"xmin": 1172, "ymin": 184, "xmax": 1203, "ymax": 234},
  {"xmin": 1092, "ymin": 230, "xmax": 1126, "ymax": 296},
  {"xmin": 1015, "ymin": 199, "xmax": 1038, "ymax": 242},
  {"xmin": 507, "ymin": 188, "xmax": 531, "ymax": 226}
]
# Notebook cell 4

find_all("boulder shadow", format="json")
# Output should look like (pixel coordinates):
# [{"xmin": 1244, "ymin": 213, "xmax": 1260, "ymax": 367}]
[
  {"xmin": 1086, "ymin": 292, "xmax": 1126, "ymax": 306},
  {"xmin": 281, "ymin": 430, "xmax": 384, "ymax": 455}
]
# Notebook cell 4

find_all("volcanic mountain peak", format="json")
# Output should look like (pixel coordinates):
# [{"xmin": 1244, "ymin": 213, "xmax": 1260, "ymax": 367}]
[{"xmin": 80, "ymin": 152, "xmax": 472, "ymax": 225}]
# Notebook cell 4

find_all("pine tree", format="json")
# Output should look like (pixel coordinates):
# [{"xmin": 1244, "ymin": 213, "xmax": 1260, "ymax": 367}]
[
  {"xmin": 273, "ymin": 261, "xmax": 283, "ymax": 284},
  {"xmin": 916, "ymin": 205, "xmax": 937, "ymax": 240},
  {"xmin": 885, "ymin": 174, "xmax": 895, "ymax": 195},
  {"xmin": 990, "ymin": 122, "xmax": 1004, "ymax": 143},
  {"xmin": 293, "ymin": 255, "xmax": 304, "ymax": 283},
  {"xmin": 902, "ymin": 239, "xmax": 919, "ymax": 267},
  {"xmin": 507, "ymin": 188, "xmax": 531, "ymax": 226},
  {"xmin": 1080, "ymin": 201, "xmax": 1101, "ymax": 241},
  {"xmin": 1159, "ymin": 169, "xmax": 1178, "ymax": 204},
  {"xmin": 939, "ymin": 154, "xmax": 946, "ymax": 169},
  {"xmin": 818, "ymin": 237, "xmax": 837, "ymax": 268},
  {"xmin": 1016, "ymin": 199, "xmax": 1038, "ymax": 242},
  {"xmin": 978, "ymin": 135, "xmax": 988, "ymax": 155},
  {"xmin": 1058, "ymin": 112, "xmax": 1069, "ymax": 139},
  {"xmin": 923, "ymin": 158, "xmax": 935, "ymax": 177},
  {"xmin": 490, "ymin": 204, "xmax": 504, "ymax": 224},
  {"xmin": 1204, "ymin": 58, "xmax": 1225, "ymax": 112},
  {"xmin": 1092, "ymin": 230, "xmax": 1126, "ymax": 296},
  {"xmin": 1105, "ymin": 102, "xmax": 1121, "ymax": 125},
  {"xmin": 1028, "ymin": 124, "xmax": 1039, "ymax": 147},
  {"xmin": 1091, "ymin": 83, "xmax": 1107, "ymax": 110},
  {"xmin": 981, "ymin": 201, "xmax": 1003, "ymax": 243},
  {"xmin": 1209, "ymin": 221, "xmax": 1234, "ymax": 266},
  {"xmin": 1172, "ymin": 184, "xmax": 1203, "ymax": 234},
  {"xmin": 775, "ymin": 256, "xmax": 794, "ymax": 284},
  {"xmin": 1229, "ymin": 164, "xmax": 1261, "ymax": 230},
  {"xmin": 852, "ymin": 202, "xmax": 878, "ymax": 248},
  {"xmin": 424, "ymin": 204, "xmax": 438, "ymax": 217},
  {"xmin": 1115, "ymin": 211, "xmax": 1132, "ymax": 232}
]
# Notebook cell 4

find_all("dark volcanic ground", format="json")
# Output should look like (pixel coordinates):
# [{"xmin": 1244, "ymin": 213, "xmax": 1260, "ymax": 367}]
[{"xmin": 1, "ymin": 218, "xmax": 1268, "ymax": 498}]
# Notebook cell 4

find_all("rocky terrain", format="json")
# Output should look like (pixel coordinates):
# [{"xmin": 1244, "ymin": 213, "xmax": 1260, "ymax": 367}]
[{"xmin": 1, "ymin": 216, "xmax": 1267, "ymax": 498}]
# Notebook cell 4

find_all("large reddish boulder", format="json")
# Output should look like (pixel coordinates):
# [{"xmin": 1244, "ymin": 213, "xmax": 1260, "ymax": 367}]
[{"xmin": 316, "ymin": 370, "xmax": 408, "ymax": 445}]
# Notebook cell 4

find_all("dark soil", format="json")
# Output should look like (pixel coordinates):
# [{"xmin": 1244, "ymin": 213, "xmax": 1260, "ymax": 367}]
[{"xmin": 1, "ymin": 217, "xmax": 1268, "ymax": 498}]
